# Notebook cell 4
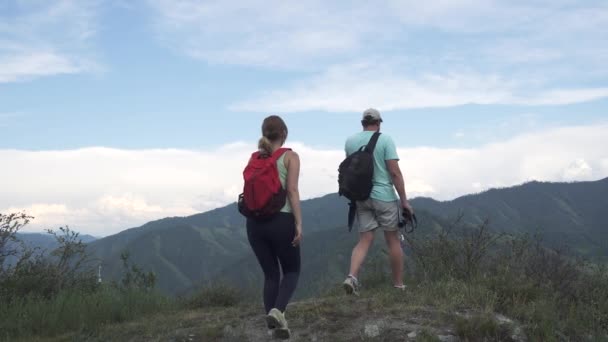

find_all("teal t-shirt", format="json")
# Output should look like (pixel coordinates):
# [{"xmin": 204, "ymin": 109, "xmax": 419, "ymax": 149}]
[{"xmin": 344, "ymin": 131, "xmax": 399, "ymax": 202}]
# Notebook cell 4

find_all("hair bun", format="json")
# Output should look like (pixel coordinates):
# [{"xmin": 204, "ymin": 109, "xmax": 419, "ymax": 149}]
[{"xmin": 258, "ymin": 136, "xmax": 273, "ymax": 156}]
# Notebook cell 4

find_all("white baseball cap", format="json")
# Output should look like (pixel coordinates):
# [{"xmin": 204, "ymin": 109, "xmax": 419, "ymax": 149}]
[{"xmin": 362, "ymin": 108, "xmax": 383, "ymax": 122}]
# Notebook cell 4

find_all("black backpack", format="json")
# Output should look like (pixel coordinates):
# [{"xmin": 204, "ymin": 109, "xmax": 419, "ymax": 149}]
[{"xmin": 338, "ymin": 131, "xmax": 381, "ymax": 231}]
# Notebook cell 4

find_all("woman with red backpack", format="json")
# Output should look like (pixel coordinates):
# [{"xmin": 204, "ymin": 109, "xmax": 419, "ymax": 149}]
[{"xmin": 238, "ymin": 115, "xmax": 302, "ymax": 340}]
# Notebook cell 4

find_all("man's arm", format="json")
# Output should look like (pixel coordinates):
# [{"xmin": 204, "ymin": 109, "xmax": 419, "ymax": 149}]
[
  {"xmin": 387, "ymin": 160, "xmax": 414, "ymax": 215},
  {"xmin": 384, "ymin": 136, "xmax": 414, "ymax": 216},
  {"xmin": 387, "ymin": 160, "xmax": 407, "ymax": 201}
]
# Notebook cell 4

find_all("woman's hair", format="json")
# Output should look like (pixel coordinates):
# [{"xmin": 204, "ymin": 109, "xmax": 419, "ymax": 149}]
[{"xmin": 258, "ymin": 115, "xmax": 288, "ymax": 156}]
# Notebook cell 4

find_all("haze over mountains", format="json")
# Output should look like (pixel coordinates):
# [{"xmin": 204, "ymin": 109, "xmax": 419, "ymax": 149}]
[
  {"xmin": 3, "ymin": 233, "xmax": 98, "ymax": 267},
  {"xmin": 77, "ymin": 177, "xmax": 608, "ymax": 297}
]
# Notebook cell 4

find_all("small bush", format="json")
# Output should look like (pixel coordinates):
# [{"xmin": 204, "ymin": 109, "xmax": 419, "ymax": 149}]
[
  {"xmin": 403, "ymin": 214, "xmax": 608, "ymax": 340},
  {"xmin": 116, "ymin": 251, "xmax": 156, "ymax": 291},
  {"xmin": 359, "ymin": 250, "xmax": 393, "ymax": 290},
  {"xmin": 1, "ymin": 221, "xmax": 98, "ymax": 302},
  {"xmin": 0, "ymin": 285, "xmax": 172, "ymax": 340},
  {"xmin": 404, "ymin": 215, "xmax": 504, "ymax": 282},
  {"xmin": 416, "ymin": 329, "xmax": 441, "ymax": 342},
  {"xmin": 186, "ymin": 284, "xmax": 242, "ymax": 309},
  {"xmin": 0, "ymin": 212, "xmax": 172, "ymax": 341},
  {"xmin": 455, "ymin": 314, "xmax": 511, "ymax": 341}
]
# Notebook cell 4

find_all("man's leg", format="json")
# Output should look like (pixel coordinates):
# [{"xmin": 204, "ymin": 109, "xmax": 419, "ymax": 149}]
[
  {"xmin": 383, "ymin": 230, "xmax": 404, "ymax": 287},
  {"xmin": 348, "ymin": 199, "xmax": 377, "ymax": 279},
  {"xmin": 344, "ymin": 200, "xmax": 376, "ymax": 295},
  {"xmin": 348, "ymin": 230, "xmax": 375, "ymax": 278},
  {"xmin": 375, "ymin": 199, "xmax": 404, "ymax": 287}
]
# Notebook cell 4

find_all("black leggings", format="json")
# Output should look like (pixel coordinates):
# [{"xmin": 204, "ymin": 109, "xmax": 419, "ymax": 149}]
[{"xmin": 246, "ymin": 212, "xmax": 301, "ymax": 313}]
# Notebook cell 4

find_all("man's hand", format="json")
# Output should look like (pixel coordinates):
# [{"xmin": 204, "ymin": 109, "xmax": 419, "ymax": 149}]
[{"xmin": 401, "ymin": 199, "xmax": 414, "ymax": 221}]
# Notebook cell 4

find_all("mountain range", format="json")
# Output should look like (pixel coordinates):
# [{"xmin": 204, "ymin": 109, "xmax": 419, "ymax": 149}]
[{"xmin": 80, "ymin": 177, "xmax": 608, "ymax": 297}]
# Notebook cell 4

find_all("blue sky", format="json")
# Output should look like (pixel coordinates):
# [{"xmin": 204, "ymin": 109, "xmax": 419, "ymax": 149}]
[
  {"xmin": 1, "ymin": 0, "xmax": 607, "ymax": 150},
  {"xmin": 1, "ymin": 0, "xmax": 608, "ymax": 236}
]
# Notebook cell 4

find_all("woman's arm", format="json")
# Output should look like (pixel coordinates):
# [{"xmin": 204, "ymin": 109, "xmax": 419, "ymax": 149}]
[{"xmin": 285, "ymin": 151, "xmax": 302, "ymax": 246}]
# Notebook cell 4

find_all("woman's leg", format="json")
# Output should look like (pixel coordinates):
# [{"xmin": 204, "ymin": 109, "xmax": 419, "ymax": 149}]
[
  {"xmin": 271, "ymin": 214, "xmax": 301, "ymax": 312},
  {"xmin": 247, "ymin": 220, "xmax": 280, "ymax": 313},
  {"xmin": 275, "ymin": 244, "xmax": 300, "ymax": 312}
]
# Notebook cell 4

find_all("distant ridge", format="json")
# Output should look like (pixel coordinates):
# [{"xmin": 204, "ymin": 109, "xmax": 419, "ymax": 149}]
[{"xmin": 81, "ymin": 177, "xmax": 607, "ymax": 295}]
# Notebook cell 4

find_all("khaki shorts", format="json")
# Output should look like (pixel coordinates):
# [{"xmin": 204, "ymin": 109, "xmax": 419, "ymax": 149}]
[{"xmin": 355, "ymin": 198, "xmax": 400, "ymax": 233}]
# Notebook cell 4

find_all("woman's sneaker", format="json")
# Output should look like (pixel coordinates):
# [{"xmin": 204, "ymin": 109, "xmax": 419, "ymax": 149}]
[
  {"xmin": 343, "ymin": 275, "xmax": 360, "ymax": 296},
  {"xmin": 266, "ymin": 308, "xmax": 290, "ymax": 339}
]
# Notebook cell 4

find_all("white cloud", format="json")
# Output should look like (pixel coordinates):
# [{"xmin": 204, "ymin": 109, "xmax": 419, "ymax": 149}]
[
  {"xmin": 514, "ymin": 88, "xmax": 608, "ymax": 106},
  {"xmin": 146, "ymin": 0, "xmax": 607, "ymax": 111},
  {"xmin": 400, "ymin": 125, "xmax": 608, "ymax": 199},
  {"xmin": 145, "ymin": 0, "xmax": 377, "ymax": 68},
  {"xmin": 562, "ymin": 159, "xmax": 593, "ymax": 181},
  {"xmin": 387, "ymin": 1, "xmax": 607, "ymax": 36},
  {"xmin": 2, "ymin": 123, "xmax": 608, "ymax": 237},
  {"xmin": 0, "ymin": 0, "xmax": 100, "ymax": 83},
  {"xmin": 386, "ymin": 0, "xmax": 514, "ymax": 32},
  {"xmin": 145, "ymin": 1, "xmax": 607, "ymax": 70},
  {"xmin": 230, "ymin": 63, "xmax": 508, "ymax": 112},
  {"xmin": 231, "ymin": 63, "xmax": 608, "ymax": 112},
  {"xmin": 0, "ymin": 52, "xmax": 93, "ymax": 83}
]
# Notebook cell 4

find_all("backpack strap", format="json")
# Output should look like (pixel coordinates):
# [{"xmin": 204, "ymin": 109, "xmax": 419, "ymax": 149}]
[
  {"xmin": 255, "ymin": 148, "xmax": 291, "ymax": 161},
  {"xmin": 347, "ymin": 201, "xmax": 357, "ymax": 232},
  {"xmin": 346, "ymin": 132, "xmax": 381, "ymax": 232},
  {"xmin": 269, "ymin": 148, "xmax": 291, "ymax": 162},
  {"xmin": 364, "ymin": 132, "xmax": 381, "ymax": 153}
]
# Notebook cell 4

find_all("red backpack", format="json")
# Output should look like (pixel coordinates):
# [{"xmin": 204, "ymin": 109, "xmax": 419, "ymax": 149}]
[{"xmin": 238, "ymin": 148, "xmax": 291, "ymax": 220}]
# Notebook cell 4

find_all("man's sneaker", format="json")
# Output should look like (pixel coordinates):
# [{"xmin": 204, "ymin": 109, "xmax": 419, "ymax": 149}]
[
  {"xmin": 394, "ymin": 284, "xmax": 406, "ymax": 290},
  {"xmin": 266, "ymin": 308, "xmax": 290, "ymax": 339},
  {"xmin": 343, "ymin": 276, "xmax": 360, "ymax": 296}
]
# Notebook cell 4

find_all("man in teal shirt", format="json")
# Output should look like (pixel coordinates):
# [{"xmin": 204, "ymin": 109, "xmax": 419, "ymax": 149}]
[{"xmin": 343, "ymin": 108, "xmax": 414, "ymax": 295}]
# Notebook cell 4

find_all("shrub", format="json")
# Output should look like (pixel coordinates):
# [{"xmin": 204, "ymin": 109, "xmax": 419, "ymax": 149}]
[
  {"xmin": 0, "ymin": 212, "xmax": 171, "ymax": 341},
  {"xmin": 403, "ymin": 214, "xmax": 608, "ymax": 339},
  {"xmin": 186, "ymin": 283, "xmax": 242, "ymax": 309}
]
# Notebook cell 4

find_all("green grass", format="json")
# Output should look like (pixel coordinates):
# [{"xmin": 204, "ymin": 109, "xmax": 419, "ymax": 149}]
[
  {"xmin": 0, "ymin": 285, "xmax": 174, "ymax": 341},
  {"xmin": 12, "ymin": 272, "xmax": 605, "ymax": 342},
  {"xmin": 454, "ymin": 313, "xmax": 508, "ymax": 341},
  {"xmin": 3, "ymin": 269, "xmax": 605, "ymax": 341},
  {"xmin": 184, "ymin": 283, "xmax": 243, "ymax": 309},
  {"xmin": 2, "ymin": 223, "xmax": 607, "ymax": 341},
  {"xmin": 335, "ymin": 258, "xmax": 608, "ymax": 341},
  {"xmin": 416, "ymin": 329, "xmax": 442, "ymax": 342}
]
